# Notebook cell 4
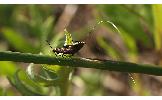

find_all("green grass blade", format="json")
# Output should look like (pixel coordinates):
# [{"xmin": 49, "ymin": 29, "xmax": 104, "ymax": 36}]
[
  {"xmin": 0, "ymin": 61, "xmax": 17, "ymax": 76},
  {"xmin": 1, "ymin": 28, "xmax": 39, "ymax": 53},
  {"xmin": 152, "ymin": 4, "xmax": 162, "ymax": 51},
  {"xmin": 96, "ymin": 5, "xmax": 152, "ymax": 47},
  {"xmin": 0, "ymin": 51, "xmax": 162, "ymax": 76},
  {"xmin": 7, "ymin": 70, "xmax": 44, "ymax": 96},
  {"xmin": 26, "ymin": 63, "xmax": 58, "ymax": 86}
]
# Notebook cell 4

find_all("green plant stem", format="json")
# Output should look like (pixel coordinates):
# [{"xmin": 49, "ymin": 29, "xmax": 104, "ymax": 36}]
[{"xmin": 0, "ymin": 51, "xmax": 162, "ymax": 76}]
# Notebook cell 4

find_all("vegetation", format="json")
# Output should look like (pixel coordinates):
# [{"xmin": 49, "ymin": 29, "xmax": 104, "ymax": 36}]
[{"xmin": 0, "ymin": 4, "xmax": 162, "ymax": 96}]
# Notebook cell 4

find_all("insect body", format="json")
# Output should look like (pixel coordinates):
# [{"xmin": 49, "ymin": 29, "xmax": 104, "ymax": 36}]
[
  {"xmin": 46, "ymin": 29, "xmax": 86, "ymax": 57},
  {"xmin": 55, "ymin": 41, "xmax": 85, "ymax": 55},
  {"xmin": 46, "ymin": 40, "xmax": 85, "ymax": 57}
]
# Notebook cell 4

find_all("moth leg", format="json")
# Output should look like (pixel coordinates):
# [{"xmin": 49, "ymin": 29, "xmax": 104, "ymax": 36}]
[
  {"xmin": 54, "ymin": 52, "xmax": 57, "ymax": 57},
  {"xmin": 68, "ymin": 54, "xmax": 73, "ymax": 58},
  {"xmin": 54, "ymin": 52, "xmax": 61, "ymax": 62},
  {"xmin": 62, "ymin": 53, "xmax": 65, "ymax": 58},
  {"xmin": 62, "ymin": 54, "xmax": 69, "ymax": 58},
  {"xmin": 64, "ymin": 54, "xmax": 73, "ymax": 58}
]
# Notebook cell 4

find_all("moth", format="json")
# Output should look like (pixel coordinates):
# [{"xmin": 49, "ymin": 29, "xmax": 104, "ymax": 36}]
[{"xmin": 46, "ymin": 40, "xmax": 85, "ymax": 57}]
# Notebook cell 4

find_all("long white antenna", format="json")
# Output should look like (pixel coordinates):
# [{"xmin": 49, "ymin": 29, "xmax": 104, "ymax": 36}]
[
  {"xmin": 46, "ymin": 40, "xmax": 61, "ymax": 62},
  {"xmin": 90, "ymin": 20, "xmax": 136, "ymax": 85},
  {"xmin": 128, "ymin": 73, "xmax": 136, "ymax": 86}
]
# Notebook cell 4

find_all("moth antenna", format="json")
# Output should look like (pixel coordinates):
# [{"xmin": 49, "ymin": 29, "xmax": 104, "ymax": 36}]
[
  {"xmin": 128, "ymin": 73, "xmax": 136, "ymax": 86},
  {"xmin": 46, "ymin": 40, "xmax": 61, "ymax": 62},
  {"xmin": 84, "ymin": 20, "xmax": 121, "ymax": 43},
  {"xmin": 46, "ymin": 40, "xmax": 54, "ymax": 49}
]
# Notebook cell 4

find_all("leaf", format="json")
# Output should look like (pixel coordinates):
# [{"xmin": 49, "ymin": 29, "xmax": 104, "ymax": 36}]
[
  {"xmin": 97, "ymin": 5, "xmax": 152, "ymax": 47},
  {"xmin": 8, "ymin": 70, "xmax": 44, "ymax": 96},
  {"xmin": 0, "ymin": 61, "xmax": 17, "ymax": 76},
  {"xmin": 26, "ymin": 63, "xmax": 58, "ymax": 86},
  {"xmin": 41, "ymin": 16, "xmax": 54, "ymax": 37},
  {"xmin": 152, "ymin": 4, "xmax": 162, "ymax": 51},
  {"xmin": 42, "ymin": 64, "xmax": 73, "ymax": 95},
  {"xmin": 1, "ymin": 27, "xmax": 39, "ymax": 53}
]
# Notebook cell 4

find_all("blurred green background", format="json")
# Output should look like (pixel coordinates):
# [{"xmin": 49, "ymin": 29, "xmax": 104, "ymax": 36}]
[{"xmin": 0, "ymin": 4, "xmax": 162, "ymax": 96}]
